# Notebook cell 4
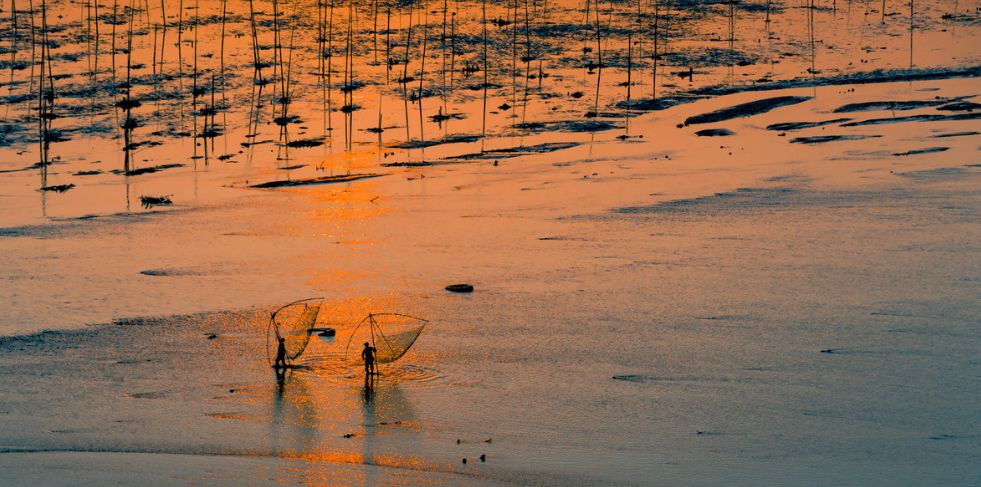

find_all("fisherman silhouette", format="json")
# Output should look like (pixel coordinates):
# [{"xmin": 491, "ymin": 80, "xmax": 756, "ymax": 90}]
[
  {"xmin": 274, "ymin": 337, "xmax": 288, "ymax": 370},
  {"xmin": 361, "ymin": 342, "xmax": 377, "ymax": 376}
]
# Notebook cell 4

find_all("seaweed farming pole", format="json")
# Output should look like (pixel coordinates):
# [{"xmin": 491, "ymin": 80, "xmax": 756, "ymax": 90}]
[
  {"xmin": 592, "ymin": 0, "xmax": 602, "ymax": 115},
  {"xmin": 418, "ymin": 0, "xmax": 429, "ymax": 146},
  {"xmin": 385, "ymin": 6, "xmax": 391, "ymax": 82},
  {"xmin": 537, "ymin": 0, "xmax": 548, "ymax": 90},
  {"xmin": 522, "ymin": 0, "xmax": 531, "ymax": 122},
  {"xmin": 327, "ymin": 0, "xmax": 335, "ymax": 133},
  {"xmin": 344, "ymin": 0, "xmax": 353, "ymax": 150},
  {"xmin": 122, "ymin": 0, "xmax": 136, "ymax": 173},
  {"xmin": 219, "ymin": 0, "xmax": 227, "ymax": 87},
  {"xmin": 402, "ymin": 2, "xmax": 414, "ymax": 142},
  {"xmin": 481, "ymin": 0, "xmax": 488, "ymax": 144},
  {"xmin": 247, "ymin": 0, "xmax": 261, "ymax": 85},
  {"xmin": 37, "ymin": 0, "xmax": 49, "ymax": 168},
  {"xmin": 652, "ymin": 0, "xmax": 658, "ymax": 100},
  {"xmin": 908, "ymin": 0, "xmax": 914, "ymax": 69},
  {"xmin": 372, "ymin": 0, "xmax": 379, "ymax": 65},
  {"xmin": 441, "ymin": 0, "xmax": 448, "ymax": 101},
  {"xmin": 449, "ymin": 10, "xmax": 456, "ymax": 90},
  {"xmin": 510, "ymin": 0, "xmax": 518, "ymax": 123},
  {"xmin": 111, "ymin": 0, "xmax": 118, "ymax": 82}
]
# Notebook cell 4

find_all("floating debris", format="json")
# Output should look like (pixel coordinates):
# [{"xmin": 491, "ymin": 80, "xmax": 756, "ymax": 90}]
[
  {"xmin": 39, "ymin": 184, "xmax": 75, "ymax": 193},
  {"xmin": 140, "ymin": 195, "xmax": 173, "ymax": 208}
]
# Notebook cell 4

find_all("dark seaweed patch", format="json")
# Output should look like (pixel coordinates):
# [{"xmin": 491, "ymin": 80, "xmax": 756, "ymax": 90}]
[
  {"xmin": 841, "ymin": 112, "xmax": 981, "ymax": 126},
  {"xmin": 790, "ymin": 135, "xmax": 881, "ymax": 144},
  {"xmin": 892, "ymin": 147, "xmax": 949, "ymax": 156},
  {"xmin": 514, "ymin": 120, "xmax": 622, "ymax": 133},
  {"xmin": 617, "ymin": 187, "xmax": 797, "ymax": 215},
  {"xmin": 936, "ymin": 101, "xmax": 981, "ymax": 112},
  {"xmin": 931, "ymin": 131, "xmax": 978, "ymax": 138},
  {"xmin": 684, "ymin": 96, "xmax": 810, "ymax": 125},
  {"xmin": 246, "ymin": 173, "xmax": 383, "ymax": 188},
  {"xmin": 766, "ymin": 118, "xmax": 852, "ymax": 131},
  {"xmin": 285, "ymin": 138, "xmax": 325, "ymax": 148},
  {"xmin": 694, "ymin": 128, "xmax": 734, "ymax": 137},
  {"xmin": 389, "ymin": 134, "xmax": 482, "ymax": 149},
  {"xmin": 832, "ymin": 99, "xmax": 957, "ymax": 113},
  {"xmin": 111, "ymin": 163, "xmax": 185, "ymax": 176}
]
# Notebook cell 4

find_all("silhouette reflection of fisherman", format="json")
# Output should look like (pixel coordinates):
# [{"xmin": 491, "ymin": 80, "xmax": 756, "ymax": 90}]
[
  {"xmin": 362, "ymin": 373, "xmax": 375, "ymax": 404},
  {"xmin": 361, "ymin": 342, "xmax": 377, "ymax": 377},
  {"xmin": 274, "ymin": 337, "xmax": 288, "ymax": 371},
  {"xmin": 275, "ymin": 366, "xmax": 287, "ymax": 393}
]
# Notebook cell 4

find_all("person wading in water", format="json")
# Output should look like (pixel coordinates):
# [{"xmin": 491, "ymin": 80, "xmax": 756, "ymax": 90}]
[
  {"xmin": 361, "ymin": 342, "xmax": 377, "ymax": 376},
  {"xmin": 274, "ymin": 337, "xmax": 288, "ymax": 370}
]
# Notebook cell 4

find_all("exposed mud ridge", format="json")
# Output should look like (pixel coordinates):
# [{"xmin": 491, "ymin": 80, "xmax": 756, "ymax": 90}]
[
  {"xmin": 766, "ymin": 118, "xmax": 853, "ymax": 131},
  {"xmin": 790, "ymin": 135, "xmax": 881, "ymax": 144},
  {"xmin": 245, "ymin": 173, "xmax": 384, "ymax": 188},
  {"xmin": 684, "ymin": 96, "xmax": 811, "ymax": 125}
]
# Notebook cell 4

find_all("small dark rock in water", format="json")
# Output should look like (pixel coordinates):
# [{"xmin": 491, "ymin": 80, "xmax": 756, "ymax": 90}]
[
  {"xmin": 206, "ymin": 334, "xmax": 217, "ymax": 340},
  {"xmin": 446, "ymin": 284, "xmax": 474, "ymax": 293},
  {"xmin": 462, "ymin": 458, "xmax": 467, "ymax": 464},
  {"xmin": 140, "ymin": 195, "xmax": 173, "ymax": 208},
  {"xmin": 343, "ymin": 433, "xmax": 355, "ymax": 438},
  {"xmin": 40, "ymin": 184, "xmax": 75, "ymax": 193},
  {"xmin": 484, "ymin": 438, "xmax": 492, "ymax": 443},
  {"xmin": 820, "ymin": 349, "xmax": 837, "ymax": 354},
  {"xmin": 695, "ymin": 128, "xmax": 734, "ymax": 137},
  {"xmin": 480, "ymin": 454, "xmax": 486, "ymax": 462}
]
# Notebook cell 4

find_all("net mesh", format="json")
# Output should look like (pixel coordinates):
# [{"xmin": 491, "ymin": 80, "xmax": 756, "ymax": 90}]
[
  {"xmin": 270, "ymin": 301, "xmax": 321, "ymax": 362},
  {"xmin": 374, "ymin": 324, "xmax": 426, "ymax": 364},
  {"xmin": 346, "ymin": 314, "xmax": 428, "ymax": 365}
]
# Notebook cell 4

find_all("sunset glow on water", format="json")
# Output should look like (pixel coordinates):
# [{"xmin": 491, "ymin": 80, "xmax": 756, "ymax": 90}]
[{"xmin": 1, "ymin": 0, "xmax": 979, "ymax": 485}]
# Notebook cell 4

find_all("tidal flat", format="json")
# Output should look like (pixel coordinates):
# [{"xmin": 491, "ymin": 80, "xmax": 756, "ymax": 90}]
[{"xmin": 1, "ymin": 0, "xmax": 979, "ymax": 485}]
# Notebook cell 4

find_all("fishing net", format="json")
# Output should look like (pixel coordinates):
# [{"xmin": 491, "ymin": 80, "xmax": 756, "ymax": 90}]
[
  {"xmin": 266, "ymin": 298, "xmax": 322, "ymax": 364},
  {"xmin": 345, "ymin": 313, "xmax": 428, "ymax": 365}
]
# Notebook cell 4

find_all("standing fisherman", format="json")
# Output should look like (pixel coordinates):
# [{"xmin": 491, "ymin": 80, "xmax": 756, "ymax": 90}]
[
  {"xmin": 274, "ymin": 336, "xmax": 288, "ymax": 370},
  {"xmin": 361, "ymin": 342, "xmax": 377, "ymax": 376}
]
